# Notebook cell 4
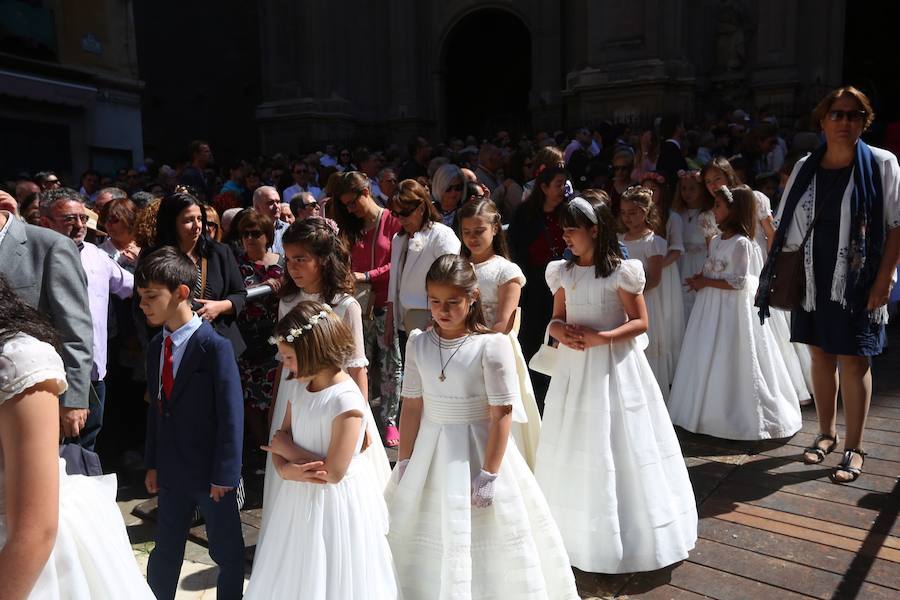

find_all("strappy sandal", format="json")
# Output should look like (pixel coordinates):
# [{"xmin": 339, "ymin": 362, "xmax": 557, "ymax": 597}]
[
  {"xmin": 830, "ymin": 448, "xmax": 867, "ymax": 483},
  {"xmin": 803, "ymin": 433, "xmax": 839, "ymax": 464}
]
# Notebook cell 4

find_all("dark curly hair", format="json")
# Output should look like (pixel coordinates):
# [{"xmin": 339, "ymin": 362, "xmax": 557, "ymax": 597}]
[
  {"xmin": 0, "ymin": 274, "xmax": 60, "ymax": 351},
  {"xmin": 280, "ymin": 218, "xmax": 355, "ymax": 303}
]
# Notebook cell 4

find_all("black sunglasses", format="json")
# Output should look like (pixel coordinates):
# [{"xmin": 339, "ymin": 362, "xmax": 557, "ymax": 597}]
[
  {"xmin": 241, "ymin": 230, "xmax": 264, "ymax": 239},
  {"xmin": 827, "ymin": 109, "xmax": 867, "ymax": 123},
  {"xmin": 302, "ymin": 201, "xmax": 320, "ymax": 209},
  {"xmin": 391, "ymin": 205, "xmax": 419, "ymax": 218}
]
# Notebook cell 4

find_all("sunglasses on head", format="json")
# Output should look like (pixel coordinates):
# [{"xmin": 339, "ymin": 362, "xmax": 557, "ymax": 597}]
[
  {"xmin": 241, "ymin": 229, "xmax": 264, "ymax": 239},
  {"xmin": 826, "ymin": 109, "xmax": 867, "ymax": 123},
  {"xmin": 391, "ymin": 205, "xmax": 419, "ymax": 218}
]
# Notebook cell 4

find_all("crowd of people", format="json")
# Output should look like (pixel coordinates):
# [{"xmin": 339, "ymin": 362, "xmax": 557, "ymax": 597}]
[{"xmin": 1, "ymin": 85, "xmax": 898, "ymax": 599}]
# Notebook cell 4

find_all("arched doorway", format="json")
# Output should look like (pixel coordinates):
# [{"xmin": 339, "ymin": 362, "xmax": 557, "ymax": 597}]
[{"xmin": 442, "ymin": 8, "xmax": 531, "ymax": 140}]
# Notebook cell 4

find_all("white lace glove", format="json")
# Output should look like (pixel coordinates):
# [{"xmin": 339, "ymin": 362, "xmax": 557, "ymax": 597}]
[
  {"xmin": 471, "ymin": 469, "xmax": 499, "ymax": 508},
  {"xmin": 393, "ymin": 459, "xmax": 410, "ymax": 483}
]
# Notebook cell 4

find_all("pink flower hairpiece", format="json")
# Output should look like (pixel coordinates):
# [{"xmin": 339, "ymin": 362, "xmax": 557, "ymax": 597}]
[
  {"xmin": 637, "ymin": 171, "xmax": 667, "ymax": 186},
  {"xmin": 677, "ymin": 169, "xmax": 701, "ymax": 181}
]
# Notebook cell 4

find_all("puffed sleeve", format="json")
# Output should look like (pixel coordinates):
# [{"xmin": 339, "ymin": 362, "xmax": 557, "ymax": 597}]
[
  {"xmin": 339, "ymin": 297, "xmax": 369, "ymax": 369},
  {"xmin": 482, "ymin": 334, "xmax": 518, "ymax": 407},
  {"xmin": 882, "ymin": 151, "xmax": 900, "ymax": 230},
  {"xmin": 0, "ymin": 335, "xmax": 68, "ymax": 404},
  {"xmin": 544, "ymin": 259, "xmax": 566, "ymax": 294},
  {"xmin": 616, "ymin": 259, "xmax": 647, "ymax": 294},
  {"xmin": 498, "ymin": 259, "xmax": 526, "ymax": 287},
  {"xmin": 753, "ymin": 190, "xmax": 772, "ymax": 221},
  {"xmin": 666, "ymin": 212, "xmax": 685, "ymax": 253},
  {"xmin": 400, "ymin": 330, "xmax": 424, "ymax": 398},
  {"xmin": 699, "ymin": 210, "xmax": 720, "ymax": 240},
  {"xmin": 723, "ymin": 237, "xmax": 752, "ymax": 290}
]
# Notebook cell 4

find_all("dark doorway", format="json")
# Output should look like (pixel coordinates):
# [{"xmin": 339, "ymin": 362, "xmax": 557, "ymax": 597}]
[
  {"xmin": 443, "ymin": 9, "xmax": 531, "ymax": 140},
  {"xmin": 843, "ymin": 3, "xmax": 900, "ymax": 145}
]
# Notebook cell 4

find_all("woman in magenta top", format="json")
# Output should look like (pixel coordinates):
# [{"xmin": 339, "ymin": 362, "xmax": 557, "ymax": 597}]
[{"xmin": 332, "ymin": 171, "xmax": 405, "ymax": 446}]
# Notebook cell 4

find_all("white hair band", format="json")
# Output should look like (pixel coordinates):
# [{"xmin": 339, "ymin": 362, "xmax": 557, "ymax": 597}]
[{"xmin": 569, "ymin": 196, "xmax": 598, "ymax": 224}]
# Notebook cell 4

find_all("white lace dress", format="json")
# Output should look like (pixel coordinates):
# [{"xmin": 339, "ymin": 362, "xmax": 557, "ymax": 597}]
[
  {"xmin": 677, "ymin": 208, "xmax": 718, "ymax": 320},
  {"xmin": 668, "ymin": 235, "xmax": 803, "ymax": 440},
  {"xmin": 261, "ymin": 292, "xmax": 389, "ymax": 542},
  {"xmin": 534, "ymin": 260, "xmax": 697, "ymax": 574},
  {"xmin": 473, "ymin": 255, "xmax": 541, "ymax": 469},
  {"xmin": 618, "ymin": 231, "xmax": 682, "ymax": 397},
  {"xmin": 0, "ymin": 334, "xmax": 154, "ymax": 600},
  {"xmin": 387, "ymin": 330, "xmax": 578, "ymax": 599},
  {"xmin": 245, "ymin": 379, "xmax": 398, "ymax": 599}
]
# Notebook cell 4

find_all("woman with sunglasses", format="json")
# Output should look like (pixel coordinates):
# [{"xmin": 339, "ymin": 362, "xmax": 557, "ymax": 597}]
[
  {"xmin": 332, "ymin": 172, "xmax": 405, "ymax": 446},
  {"xmin": 758, "ymin": 86, "xmax": 900, "ymax": 484},
  {"xmin": 235, "ymin": 210, "xmax": 284, "ymax": 449},
  {"xmin": 430, "ymin": 163, "xmax": 465, "ymax": 228},
  {"xmin": 385, "ymin": 179, "xmax": 461, "ymax": 360}
]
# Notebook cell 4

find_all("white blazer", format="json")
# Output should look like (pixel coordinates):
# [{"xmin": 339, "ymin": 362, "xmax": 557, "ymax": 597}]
[{"xmin": 387, "ymin": 222, "xmax": 461, "ymax": 327}]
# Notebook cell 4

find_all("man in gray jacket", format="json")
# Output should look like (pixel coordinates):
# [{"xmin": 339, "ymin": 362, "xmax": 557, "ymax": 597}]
[{"xmin": 0, "ymin": 207, "xmax": 94, "ymax": 440}]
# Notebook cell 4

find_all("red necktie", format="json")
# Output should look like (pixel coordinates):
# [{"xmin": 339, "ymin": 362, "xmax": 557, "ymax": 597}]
[{"xmin": 162, "ymin": 336, "xmax": 174, "ymax": 402}]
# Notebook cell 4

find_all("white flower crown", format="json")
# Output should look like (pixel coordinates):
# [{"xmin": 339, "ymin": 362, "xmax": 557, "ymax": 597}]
[{"xmin": 268, "ymin": 305, "xmax": 333, "ymax": 345}]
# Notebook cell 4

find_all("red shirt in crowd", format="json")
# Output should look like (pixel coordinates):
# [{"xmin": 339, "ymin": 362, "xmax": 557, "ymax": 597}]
[{"xmin": 349, "ymin": 210, "xmax": 403, "ymax": 308}]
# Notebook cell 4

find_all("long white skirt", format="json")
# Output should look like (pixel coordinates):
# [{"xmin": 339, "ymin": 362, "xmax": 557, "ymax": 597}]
[
  {"xmin": 386, "ymin": 420, "xmax": 578, "ymax": 599},
  {"xmin": 535, "ymin": 338, "xmax": 697, "ymax": 573},
  {"xmin": 668, "ymin": 283, "xmax": 803, "ymax": 440},
  {"xmin": 644, "ymin": 263, "xmax": 685, "ymax": 398},
  {"xmin": 0, "ymin": 461, "xmax": 154, "ymax": 600},
  {"xmin": 246, "ymin": 460, "xmax": 398, "ymax": 599},
  {"xmin": 767, "ymin": 308, "xmax": 813, "ymax": 402}
]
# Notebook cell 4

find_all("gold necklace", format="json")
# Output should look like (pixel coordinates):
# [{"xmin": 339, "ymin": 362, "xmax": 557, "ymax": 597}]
[{"xmin": 571, "ymin": 265, "xmax": 591, "ymax": 290}]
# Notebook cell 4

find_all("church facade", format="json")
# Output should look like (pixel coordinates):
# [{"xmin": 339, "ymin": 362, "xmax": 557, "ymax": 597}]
[{"xmin": 255, "ymin": 0, "xmax": 846, "ymax": 152}]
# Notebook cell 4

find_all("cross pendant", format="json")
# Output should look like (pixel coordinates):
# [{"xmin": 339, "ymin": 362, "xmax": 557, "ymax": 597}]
[{"xmin": 439, "ymin": 373, "xmax": 446, "ymax": 382}]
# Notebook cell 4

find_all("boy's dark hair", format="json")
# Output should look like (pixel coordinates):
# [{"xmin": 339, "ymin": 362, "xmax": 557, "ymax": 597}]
[{"xmin": 135, "ymin": 246, "xmax": 196, "ymax": 299}]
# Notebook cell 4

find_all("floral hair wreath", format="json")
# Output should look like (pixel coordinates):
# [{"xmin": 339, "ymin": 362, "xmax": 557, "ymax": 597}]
[
  {"xmin": 637, "ymin": 170, "xmax": 667, "ymax": 186},
  {"xmin": 677, "ymin": 169, "xmax": 701, "ymax": 182},
  {"xmin": 268, "ymin": 305, "xmax": 334, "ymax": 345}
]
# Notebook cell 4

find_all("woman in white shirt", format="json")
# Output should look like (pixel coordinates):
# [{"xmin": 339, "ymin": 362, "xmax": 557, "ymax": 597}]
[{"xmin": 385, "ymin": 179, "xmax": 461, "ymax": 358}]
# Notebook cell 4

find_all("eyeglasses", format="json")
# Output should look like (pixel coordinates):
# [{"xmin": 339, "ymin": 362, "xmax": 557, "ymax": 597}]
[
  {"xmin": 241, "ymin": 230, "xmax": 264, "ymax": 239},
  {"xmin": 447, "ymin": 184, "xmax": 463, "ymax": 192},
  {"xmin": 55, "ymin": 214, "xmax": 89, "ymax": 225},
  {"xmin": 827, "ymin": 109, "xmax": 867, "ymax": 123},
  {"xmin": 293, "ymin": 169, "xmax": 308, "ymax": 174},
  {"xmin": 391, "ymin": 205, "xmax": 419, "ymax": 218},
  {"xmin": 302, "ymin": 202, "xmax": 320, "ymax": 210},
  {"xmin": 381, "ymin": 178, "xmax": 398, "ymax": 185}
]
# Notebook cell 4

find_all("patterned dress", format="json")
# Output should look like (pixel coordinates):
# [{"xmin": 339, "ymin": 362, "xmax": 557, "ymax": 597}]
[{"xmin": 236, "ymin": 252, "xmax": 284, "ymax": 410}]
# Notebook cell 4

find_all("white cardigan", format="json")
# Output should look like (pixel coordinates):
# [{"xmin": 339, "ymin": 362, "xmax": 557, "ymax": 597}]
[{"xmin": 387, "ymin": 222, "xmax": 461, "ymax": 327}]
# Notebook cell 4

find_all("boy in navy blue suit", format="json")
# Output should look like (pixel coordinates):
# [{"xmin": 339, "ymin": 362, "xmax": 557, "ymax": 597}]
[{"xmin": 135, "ymin": 247, "xmax": 245, "ymax": 600}]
